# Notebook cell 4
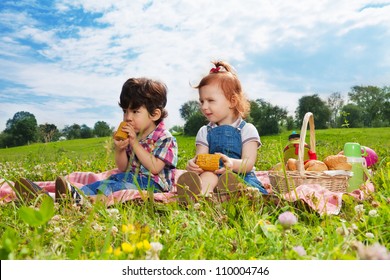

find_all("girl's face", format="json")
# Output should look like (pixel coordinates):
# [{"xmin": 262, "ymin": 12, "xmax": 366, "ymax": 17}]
[
  {"xmin": 199, "ymin": 83, "xmax": 236, "ymax": 125},
  {"xmin": 122, "ymin": 106, "xmax": 157, "ymax": 138}
]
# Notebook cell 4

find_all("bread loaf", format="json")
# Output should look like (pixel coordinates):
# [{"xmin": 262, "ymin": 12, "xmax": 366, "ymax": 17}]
[
  {"xmin": 323, "ymin": 155, "xmax": 352, "ymax": 170},
  {"xmin": 304, "ymin": 160, "xmax": 328, "ymax": 171},
  {"xmin": 196, "ymin": 154, "xmax": 221, "ymax": 171},
  {"xmin": 113, "ymin": 121, "xmax": 128, "ymax": 141},
  {"xmin": 287, "ymin": 158, "xmax": 298, "ymax": 171}
]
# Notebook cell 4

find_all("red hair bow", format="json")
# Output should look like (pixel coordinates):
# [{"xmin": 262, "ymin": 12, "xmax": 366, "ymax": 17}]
[{"xmin": 209, "ymin": 66, "xmax": 221, "ymax": 73}]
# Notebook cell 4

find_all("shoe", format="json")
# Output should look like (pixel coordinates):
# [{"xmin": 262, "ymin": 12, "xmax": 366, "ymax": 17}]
[
  {"xmin": 13, "ymin": 178, "xmax": 48, "ymax": 202},
  {"xmin": 176, "ymin": 172, "xmax": 201, "ymax": 203},
  {"xmin": 214, "ymin": 171, "xmax": 240, "ymax": 194},
  {"xmin": 55, "ymin": 176, "xmax": 83, "ymax": 204}
]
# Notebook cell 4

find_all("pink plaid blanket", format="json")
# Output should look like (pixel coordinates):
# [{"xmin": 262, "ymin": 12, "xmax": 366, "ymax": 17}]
[{"xmin": 0, "ymin": 169, "xmax": 374, "ymax": 215}]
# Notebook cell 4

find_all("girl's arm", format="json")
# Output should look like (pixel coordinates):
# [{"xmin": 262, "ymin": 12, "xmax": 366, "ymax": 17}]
[{"xmin": 219, "ymin": 141, "xmax": 258, "ymax": 174}]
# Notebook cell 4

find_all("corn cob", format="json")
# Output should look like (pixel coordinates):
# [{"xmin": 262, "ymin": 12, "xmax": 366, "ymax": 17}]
[
  {"xmin": 196, "ymin": 154, "xmax": 221, "ymax": 171},
  {"xmin": 113, "ymin": 121, "xmax": 129, "ymax": 140}
]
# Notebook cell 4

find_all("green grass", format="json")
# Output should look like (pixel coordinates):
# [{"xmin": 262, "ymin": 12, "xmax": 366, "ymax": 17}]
[{"xmin": 0, "ymin": 128, "xmax": 389, "ymax": 260}]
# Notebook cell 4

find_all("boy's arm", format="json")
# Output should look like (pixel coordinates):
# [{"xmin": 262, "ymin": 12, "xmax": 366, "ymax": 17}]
[
  {"xmin": 115, "ymin": 140, "xmax": 130, "ymax": 172},
  {"xmin": 131, "ymin": 141, "xmax": 165, "ymax": 175}
]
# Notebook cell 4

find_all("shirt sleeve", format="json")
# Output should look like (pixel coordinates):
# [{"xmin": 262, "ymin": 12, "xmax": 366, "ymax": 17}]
[
  {"xmin": 153, "ymin": 134, "xmax": 178, "ymax": 168},
  {"xmin": 195, "ymin": 125, "xmax": 209, "ymax": 147},
  {"xmin": 241, "ymin": 123, "xmax": 262, "ymax": 148}
]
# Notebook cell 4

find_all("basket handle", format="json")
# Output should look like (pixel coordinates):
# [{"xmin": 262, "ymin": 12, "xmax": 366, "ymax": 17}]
[{"xmin": 297, "ymin": 112, "xmax": 316, "ymax": 175}]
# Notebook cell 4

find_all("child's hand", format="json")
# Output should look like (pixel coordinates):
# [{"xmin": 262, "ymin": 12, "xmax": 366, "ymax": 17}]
[
  {"xmin": 186, "ymin": 157, "xmax": 203, "ymax": 174},
  {"xmin": 114, "ymin": 138, "xmax": 129, "ymax": 151},
  {"xmin": 121, "ymin": 123, "xmax": 137, "ymax": 146},
  {"xmin": 214, "ymin": 153, "xmax": 233, "ymax": 174}
]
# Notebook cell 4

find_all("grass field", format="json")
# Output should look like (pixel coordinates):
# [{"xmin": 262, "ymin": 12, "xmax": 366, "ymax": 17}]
[{"xmin": 0, "ymin": 127, "xmax": 389, "ymax": 260}]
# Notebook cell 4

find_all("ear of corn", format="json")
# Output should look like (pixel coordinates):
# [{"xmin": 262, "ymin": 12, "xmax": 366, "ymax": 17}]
[
  {"xmin": 196, "ymin": 154, "xmax": 221, "ymax": 171},
  {"xmin": 114, "ymin": 122, "xmax": 128, "ymax": 140}
]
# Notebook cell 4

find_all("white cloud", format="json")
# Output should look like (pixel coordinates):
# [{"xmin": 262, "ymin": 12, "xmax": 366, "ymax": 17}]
[{"xmin": 1, "ymin": 0, "xmax": 390, "ymax": 132}]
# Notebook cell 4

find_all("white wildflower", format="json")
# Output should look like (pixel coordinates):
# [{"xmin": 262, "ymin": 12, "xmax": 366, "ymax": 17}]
[
  {"xmin": 354, "ymin": 204, "xmax": 365, "ymax": 214},
  {"xmin": 356, "ymin": 242, "xmax": 390, "ymax": 260},
  {"xmin": 278, "ymin": 211, "xmax": 298, "ymax": 229},
  {"xmin": 51, "ymin": 215, "xmax": 62, "ymax": 221},
  {"xmin": 293, "ymin": 246, "xmax": 307, "ymax": 256},
  {"xmin": 107, "ymin": 208, "xmax": 121, "ymax": 220},
  {"xmin": 351, "ymin": 223, "xmax": 358, "ymax": 231},
  {"xmin": 92, "ymin": 223, "xmax": 103, "ymax": 232},
  {"xmin": 365, "ymin": 232, "xmax": 375, "ymax": 239},
  {"xmin": 146, "ymin": 242, "xmax": 163, "ymax": 260},
  {"xmin": 111, "ymin": 226, "xmax": 118, "ymax": 235},
  {"xmin": 53, "ymin": 227, "xmax": 61, "ymax": 233},
  {"xmin": 368, "ymin": 210, "xmax": 378, "ymax": 217},
  {"xmin": 193, "ymin": 203, "xmax": 201, "ymax": 210}
]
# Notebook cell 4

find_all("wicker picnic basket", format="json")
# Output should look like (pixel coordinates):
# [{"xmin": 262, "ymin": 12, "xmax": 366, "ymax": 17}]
[{"xmin": 268, "ymin": 112, "xmax": 350, "ymax": 194}]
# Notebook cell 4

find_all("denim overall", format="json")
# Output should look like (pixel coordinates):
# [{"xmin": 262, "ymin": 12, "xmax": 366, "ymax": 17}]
[{"xmin": 207, "ymin": 120, "xmax": 267, "ymax": 194}]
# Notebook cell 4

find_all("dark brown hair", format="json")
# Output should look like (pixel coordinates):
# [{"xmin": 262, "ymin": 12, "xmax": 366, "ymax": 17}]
[{"xmin": 119, "ymin": 77, "xmax": 168, "ymax": 124}]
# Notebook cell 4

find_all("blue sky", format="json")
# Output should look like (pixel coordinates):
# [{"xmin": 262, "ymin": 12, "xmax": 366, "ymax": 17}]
[{"xmin": 1, "ymin": 0, "xmax": 390, "ymax": 132}]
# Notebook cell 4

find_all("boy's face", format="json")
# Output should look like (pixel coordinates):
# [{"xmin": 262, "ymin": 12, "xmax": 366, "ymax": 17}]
[{"xmin": 122, "ymin": 105, "xmax": 157, "ymax": 138}]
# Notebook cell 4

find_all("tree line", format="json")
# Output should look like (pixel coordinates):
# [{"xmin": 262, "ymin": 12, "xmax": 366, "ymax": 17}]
[
  {"xmin": 1, "ymin": 85, "xmax": 389, "ymax": 148},
  {"xmin": 0, "ymin": 111, "xmax": 113, "ymax": 148},
  {"xmin": 178, "ymin": 85, "xmax": 390, "ymax": 136}
]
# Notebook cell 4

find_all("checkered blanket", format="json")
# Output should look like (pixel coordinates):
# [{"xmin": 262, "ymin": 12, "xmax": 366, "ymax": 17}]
[{"xmin": 0, "ymin": 169, "xmax": 374, "ymax": 215}]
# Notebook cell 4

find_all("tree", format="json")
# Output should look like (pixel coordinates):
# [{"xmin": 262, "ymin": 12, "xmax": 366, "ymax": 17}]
[
  {"xmin": 348, "ymin": 86, "xmax": 387, "ymax": 127},
  {"xmin": 93, "ymin": 121, "xmax": 112, "ymax": 137},
  {"xmin": 382, "ymin": 86, "xmax": 390, "ymax": 127},
  {"xmin": 339, "ymin": 104, "xmax": 363, "ymax": 128},
  {"xmin": 62, "ymin": 124, "xmax": 81, "ymax": 140},
  {"xmin": 250, "ymin": 99, "xmax": 288, "ymax": 135},
  {"xmin": 285, "ymin": 116, "xmax": 295, "ymax": 131},
  {"xmin": 4, "ymin": 111, "xmax": 38, "ymax": 147},
  {"xmin": 38, "ymin": 123, "xmax": 59, "ymax": 143},
  {"xmin": 295, "ymin": 95, "xmax": 331, "ymax": 129},
  {"xmin": 180, "ymin": 100, "xmax": 200, "ymax": 121},
  {"xmin": 80, "ymin": 124, "xmax": 93, "ymax": 139},
  {"xmin": 183, "ymin": 112, "xmax": 207, "ymax": 136},
  {"xmin": 327, "ymin": 92, "xmax": 344, "ymax": 128},
  {"xmin": 0, "ymin": 132, "xmax": 13, "ymax": 148}
]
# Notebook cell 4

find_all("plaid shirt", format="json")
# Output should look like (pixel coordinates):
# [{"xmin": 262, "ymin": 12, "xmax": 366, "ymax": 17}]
[{"xmin": 126, "ymin": 121, "xmax": 178, "ymax": 191}]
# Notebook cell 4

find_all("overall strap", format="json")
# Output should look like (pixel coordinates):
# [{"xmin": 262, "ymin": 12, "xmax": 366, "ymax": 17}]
[{"xmin": 237, "ymin": 120, "xmax": 246, "ymax": 131}]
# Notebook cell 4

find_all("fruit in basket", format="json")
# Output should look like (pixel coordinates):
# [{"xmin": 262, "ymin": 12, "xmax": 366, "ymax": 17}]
[
  {"xmin": 304, "ymin": 160, "xmax": 328, "ymax": 171},
  {"xmin": 196, "ymin": 154, "xmax": 221, "ymax": 171},
  {"xmin": 323, "ymin": 154, "xmax": 352, "ymax": 170}
]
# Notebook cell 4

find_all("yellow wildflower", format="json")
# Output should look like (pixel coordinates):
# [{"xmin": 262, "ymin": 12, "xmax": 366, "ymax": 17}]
[
  {"xmin": 114, "ymin": 247, "xmax": 121, "ymax": 257},
  {"xmin": 122, "ymin": 224, "xmax": 135, "ymax": 233},
  {"xmin": 122, "ymin": 242, "xmax": 135, "ymax": 253},
  {"xmin": 106, "ymin": 246, "xmax": 113, "ymax": 254}
]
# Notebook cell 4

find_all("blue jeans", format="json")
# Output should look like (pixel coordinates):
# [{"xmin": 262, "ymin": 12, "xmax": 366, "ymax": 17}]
[{"xmin": 80, "ymin": 172, "xmax": 162, "ymax": 196}]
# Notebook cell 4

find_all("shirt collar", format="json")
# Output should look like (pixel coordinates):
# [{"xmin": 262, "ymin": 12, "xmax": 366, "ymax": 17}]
[
  {"xmin": 146, "ymin": 121, "xmax": 166, "ymax": 142},
  {"xmin": 208, "ymin": 117, "xmax": 242, "ymax": 128}
]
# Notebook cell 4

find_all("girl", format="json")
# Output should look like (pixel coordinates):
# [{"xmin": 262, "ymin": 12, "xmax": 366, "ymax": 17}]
[{"xmin": 176, "ymin": 61, "xmax": 267, "ymax": 202}]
